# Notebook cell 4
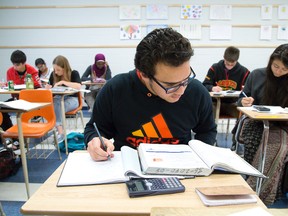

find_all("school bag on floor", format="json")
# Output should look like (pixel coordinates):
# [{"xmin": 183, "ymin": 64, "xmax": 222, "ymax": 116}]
[{"xmin": 59, "ymin": 132, "xmax": 86, "ymax": 153}]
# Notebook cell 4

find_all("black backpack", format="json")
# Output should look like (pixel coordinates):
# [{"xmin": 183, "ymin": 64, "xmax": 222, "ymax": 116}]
[{"xmin": 0, "ymin": 148, "xmax": 21, "ymax": 179}]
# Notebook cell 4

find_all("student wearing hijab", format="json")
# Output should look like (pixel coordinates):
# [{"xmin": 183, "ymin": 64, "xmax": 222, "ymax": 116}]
[{"xmin": 81, "ymin": 53, "xmax": 112, "ymax": 110}]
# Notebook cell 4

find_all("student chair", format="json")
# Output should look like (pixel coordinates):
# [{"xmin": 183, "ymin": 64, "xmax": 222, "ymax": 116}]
[
  {"xmin": 65, "ymin": 91, "xmax": 85, "ymax": 130},
  {"xmin": 2, "ymin": 89, "xmax": 61, "ymax": 160}
]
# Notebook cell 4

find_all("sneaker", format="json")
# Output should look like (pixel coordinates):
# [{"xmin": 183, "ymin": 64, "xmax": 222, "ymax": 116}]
[{"xmin": 57, "ymin": 134, "xmax": 64, "ymax": 143}]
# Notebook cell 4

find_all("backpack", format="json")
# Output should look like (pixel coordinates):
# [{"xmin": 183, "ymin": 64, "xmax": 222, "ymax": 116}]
[
  {"xmin": 0, "ymin": 148, "xmax": 21, "ymax": 179},
  {"xmin": 59, "ymin": 132, "xmax": 86, "ymax": 153}
]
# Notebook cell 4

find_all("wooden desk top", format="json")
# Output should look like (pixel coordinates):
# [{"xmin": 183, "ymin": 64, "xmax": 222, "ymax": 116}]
[
  {"xmin": 150, "ymin": 207, "xmax": 286, "ymax": 216},
  {"xmin": 237, "ymin": 107, "xmax": 288, "ymax": 121},
  {"xmin": 21, "ymin": 162, "xmax": 267, "ymax": 216}
]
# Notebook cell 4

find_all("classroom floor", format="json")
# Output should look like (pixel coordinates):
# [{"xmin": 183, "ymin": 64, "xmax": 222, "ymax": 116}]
[{"xmin": 0, "ymin": 112, "xmax": 287, "ymax": 216}]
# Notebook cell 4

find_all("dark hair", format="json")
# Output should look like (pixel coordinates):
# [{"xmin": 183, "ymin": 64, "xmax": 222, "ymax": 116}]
[
  {"xmin": 10, "ymin": 50, "xmax": 26, "ymax": 64},
  {"xmin": 35, "ymin": 58, "xmax": 46, "ymax": 66},
  {"xmin": 262, "ymin": 44, "xmax": 288, "ymax": 107},
  {"xmin": 223, "ymin": 46, "xmax": 240, "ymax": 62},
  {"xmin": 134, "ymin": 28, "xmax": 194, "ymax": 78}
]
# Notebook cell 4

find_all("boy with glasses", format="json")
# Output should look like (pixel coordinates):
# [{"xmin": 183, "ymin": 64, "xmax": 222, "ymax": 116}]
[{"xmin": 84, "ymin": 28, "xmax": 217, "ymax": 161}]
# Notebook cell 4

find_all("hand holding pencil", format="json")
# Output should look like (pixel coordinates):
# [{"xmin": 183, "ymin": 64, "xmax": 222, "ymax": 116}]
[
  {"xmin": 87, "ymin": 122, "xmax": 115, "ymax": 161},
  {"xmin": 241, "ymin": 91, "xmax": 254, "ymax": 107}
]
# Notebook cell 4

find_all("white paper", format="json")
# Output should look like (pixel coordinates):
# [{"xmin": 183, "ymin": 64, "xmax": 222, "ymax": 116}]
[
  {"xmin": 210, "ymin": 25, "xmax": 232, "ymax": 40},
  {"xmin": 146, "ymin": 4, "xmax": 168, "ymax": 20},
  {"xmin": 119, "ymin": 5, "xmax": 141, "ymax": 20},
  {"xmin": 278, "ymin": 5, "xmax": 288, "ymax": 20},
  {"xmin": 210, "ymin": 5, "xmax": 232, "ymax": 20},
  {"xmin": 260, "ymin": 25, "xmax": 272, "ymax": 40},
  {"xmin": 261, "ymin": 5, "xmax": 272, "ymax": 20},
  {"xmin": 180, "ymin": 24, "xmax": 202, "ymax": 39}
]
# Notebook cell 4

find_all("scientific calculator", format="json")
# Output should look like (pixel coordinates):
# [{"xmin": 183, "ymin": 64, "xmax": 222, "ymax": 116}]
[{"xmin": 126, "ymin": 177, "xmax": 185, "ymax": 198}]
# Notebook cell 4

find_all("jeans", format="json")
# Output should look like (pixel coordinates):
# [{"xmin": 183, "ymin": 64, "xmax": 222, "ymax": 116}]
[{"xmin": 53, "ymin": 95, "xmax": 79, "ymax": 126}]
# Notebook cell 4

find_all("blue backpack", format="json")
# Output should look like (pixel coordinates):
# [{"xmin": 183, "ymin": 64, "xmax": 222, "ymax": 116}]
[{"xmin": 59, "ymin": 132, "xmax": 86, "ymax": 153}]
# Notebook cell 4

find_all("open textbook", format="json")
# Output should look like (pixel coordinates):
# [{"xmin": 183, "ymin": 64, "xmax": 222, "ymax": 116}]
[
  {"xmin": 138, "ymin": 140, "xmax": 265, "ymax": 178},
  {"xmin": 0, "ymin": 99, "xmax": 50, "ymax": 111},
  {"xmin": 57, "ymin": 147, "xmax": 179, "ymax": 187},
  {"xmin": 57, "ymin": 140, "xmax": 265, "ymax": 187}
]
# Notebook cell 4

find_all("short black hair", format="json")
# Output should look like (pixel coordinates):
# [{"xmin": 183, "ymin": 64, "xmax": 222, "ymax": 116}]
[
  {"xmin": 35, "ymin": 58, "xmax": 46, "ymax": 66},
  {"xmin": 134, "ymin": 28, "xmax": 194, "ymax": 78},
  {"xmin": 10, "ymin": 50, "xmax": 26, "ymax": 64}
]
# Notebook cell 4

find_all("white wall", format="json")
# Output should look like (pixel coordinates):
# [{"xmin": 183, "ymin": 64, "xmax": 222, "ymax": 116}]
[{"xmin": 0, "ymin": 0, "xmax": 287, "ymax": 101}]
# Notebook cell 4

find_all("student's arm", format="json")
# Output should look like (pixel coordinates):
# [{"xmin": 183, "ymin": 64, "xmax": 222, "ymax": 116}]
[
  {"xmin": 202, "ymin": 66, "xmax": 217, "ymax": 92},
  {"xmin": 105, "ymin": 65, "xmax": 112, "ymax": 80},
  {"xmin": 81, "ymin": 66, "xmax": 91, "ymax": 81},
  {"xmin": 54, "ymin": 70, "xmax": 81, "ymax": 90}
]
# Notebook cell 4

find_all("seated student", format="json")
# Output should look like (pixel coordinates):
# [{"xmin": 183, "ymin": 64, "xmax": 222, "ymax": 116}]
[
  {"xmin": 45, "ymin": 55, "xmax": 81, "ymax": 143},
  {"xmin": 84, "ymin": 28, "xmax": 217, "ymax": 162},
  {"xmin": 202, "ymin": 46, "xmax": 250, "ymax": 118},
  {"xmin": 35, "ymin": 58, "xmax": 53, "ymax": 86},
  {"xmin": 0, "ymin": 50, "xmax": 41, "ymax": 149},
  {"xmin": 236, "ymin": 43, "xmax": 288, "ymax": 205},
  {"xmin": 81, "ymin": 53, "xmax": 112, "ymax": 110}
]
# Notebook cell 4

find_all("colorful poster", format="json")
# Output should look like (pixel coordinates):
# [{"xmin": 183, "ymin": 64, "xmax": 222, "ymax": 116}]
[
  {"xmin": 146, "ymin": 4, "xmax": 168, "ymax": 20},
  {"xmin": 181, "ymin": 5, "xmax": 202, "ymax": 19},
  {"xmin": 120, "ymin": 25, "xmax": 141, "ymax": 40}
]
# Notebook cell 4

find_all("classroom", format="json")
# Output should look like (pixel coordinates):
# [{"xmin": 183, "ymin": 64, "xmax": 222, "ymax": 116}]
[{"xmin": 0, "ymin": 0, "xmax": 288, "ymax": 215}]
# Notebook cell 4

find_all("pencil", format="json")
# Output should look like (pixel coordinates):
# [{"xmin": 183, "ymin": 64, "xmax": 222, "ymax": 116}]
[
  {"xmin": 93, "ymin": 122, "xmax": 110, "ymax": 158},
  {"xmin": 242, "ymin": 91, "xmax": 248, "ymax": 98}
]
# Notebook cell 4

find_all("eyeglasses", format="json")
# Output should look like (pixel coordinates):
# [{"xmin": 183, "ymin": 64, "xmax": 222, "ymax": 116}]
[{"xmin": 151, "ymin": 67, "xmax": 196, "ymax": 94}]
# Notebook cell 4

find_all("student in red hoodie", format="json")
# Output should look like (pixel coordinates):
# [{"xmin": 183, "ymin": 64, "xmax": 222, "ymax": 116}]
[{"xmin": 1, "ymin": 50, "xmax": 41, "ymax": 149}]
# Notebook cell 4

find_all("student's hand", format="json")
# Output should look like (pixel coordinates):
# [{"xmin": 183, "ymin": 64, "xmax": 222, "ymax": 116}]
[
  {"xmin": 45, "ymin": 84, "xmax": 52, "ymax": 89},
  {"xmin": 87, "ymin": 137, "xmax": 115, "ymax": 161},
  {"xmin": 212, "ymin": 86, "xmax": 222, "ymax": 92},
  {"xmin": 241, "ymin": 97, "xmax": 254, "ymax": 107}
]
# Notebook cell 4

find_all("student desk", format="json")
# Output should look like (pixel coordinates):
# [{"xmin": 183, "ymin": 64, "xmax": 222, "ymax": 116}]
[
  {"xmin": 237, "ymin": 107, "xmax": 288, "ymax": 195},
  {"xmin": 210, "ymin": 91, "xmax": 240, "ymax": 125},
  {"xmin": 0, "ymin": 100, "xmax": 51, "ymax": 199},
  {"xmin": 21, "ymin": 159, "xmax": 267, "ymax": 216},
  {"xmin": 0, "ymin": 88, "xmax": 77, "ymax": 155}
]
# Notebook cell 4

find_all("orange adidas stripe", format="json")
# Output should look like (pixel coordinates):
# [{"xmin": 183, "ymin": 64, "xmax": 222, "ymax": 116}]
[
  {"xmin": 153, "ymin": 114, "xmax": 172, "ymax": 138},
  {"xmin": 142, "ymin": 122, "xmax": 158, "ymax": 137}
]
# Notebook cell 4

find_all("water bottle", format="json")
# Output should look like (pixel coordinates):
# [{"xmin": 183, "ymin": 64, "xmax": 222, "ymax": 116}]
[{"xmin": 25, "ymin": 74, "xmax": 34, "ymax": 89}]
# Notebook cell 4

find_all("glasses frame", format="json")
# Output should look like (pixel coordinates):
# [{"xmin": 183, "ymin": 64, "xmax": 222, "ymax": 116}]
[{"xmin": 151, "ymin": 67, "xmax": 196, "ymax": 94}]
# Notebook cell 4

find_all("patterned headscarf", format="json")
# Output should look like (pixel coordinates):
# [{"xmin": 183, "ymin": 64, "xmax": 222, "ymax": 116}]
[{"xmin": 92, "ymin": 53, "xmax": 106, "ymax": 77}]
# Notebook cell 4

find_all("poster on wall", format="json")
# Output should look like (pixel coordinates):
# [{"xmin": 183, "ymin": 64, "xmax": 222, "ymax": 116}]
[
  {"xmin": 278, "ymin": 5, "xmax": 288, "ymax": 20},
  {"xmin": 260, "ymin": 25, "xmax": 272, "ymax": 40},
  {"xmin": 180, "ymin": 24, "xmax": 201, "ymax": 39},
  {"xmin": 147, "ymin": 24, "xmax": 168, "ymax": 34},
  {"xmin": 146, "ymin": 4, "xmax": 168, "ymax": 20},
  {"xmin": 261, "ymin": 5, "xmax": 273, "ymax": 20},
  {"xmin": 120, "ymin": 25, "xmax": 141, "ymax": 40},
  {"xmin": 119, "ymin": 5, "xmax": 141, "ymax": 20},
  {"xmin": 180, "ymin": 5, "xmax": 202, "ymax": 19},
  {"xmin": 210, "ymin": 25, "xmax": 232, "ymax": 40},
  {"xmin": 277, "ymin": 26, "xmax": 288, "ymax": 40},
  {"xmin": 210, "ymin": 5, "xmax": 232, "ymax": 20}
]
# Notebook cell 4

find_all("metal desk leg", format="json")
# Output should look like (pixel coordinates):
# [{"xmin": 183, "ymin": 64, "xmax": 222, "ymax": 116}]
[
  {"xmin": 215, "ymin": 97, "xmax": 221, "ymax": 125},
  {"xmin": 16, "ymin": 113, "xmax": 30, "ymax": 199},
  {"xmin": 256, "ymin": 120, "xmax": 269, "ymax": 195},
  {"xmin": 60, "ymin": 95, "xmax": 68, "ymax": 155}
]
